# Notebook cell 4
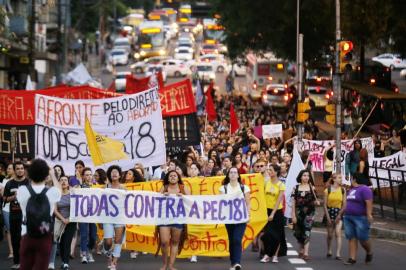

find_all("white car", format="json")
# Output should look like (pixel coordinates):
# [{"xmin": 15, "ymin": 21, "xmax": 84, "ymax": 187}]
[
  {"xmin": 109, "ymin": 49, "xmax": 129, "ymax": 66},
  {"xmin": 113, "ymin": 37, "xmax": 132, "ymax": 54},
  {"xmin": 146, "ymin": 64, "xmax": 167, "ymax": 82},
  {"xmin": 114, "ymin": 71, "xmax": 131, "ymax": 92},
  {"xmin": 195, "ymin": 63, "xmax": 216, "ymax": 83},
  {"xmin": 130, "ymin": 56, "xmax": 169, "ymax": 73},
  {"xmin": 400, "ymin": 68, "xmax": 406, "ymax": 79},
  {"xmin": 161, "ymin": 59, "xmax": 191, "ymax": 77},
  {"xmin": 306, "ymin": 86, "xmax": 333, "ymax": 107},
  {"xmin": 174, "ymin": 47, "xmax": 194, "ymax": 61},
  {"xmin": 372, "ymin": 53, "xmax": 406, "ymax": 69},
  {"xmin": 198, "ymin": 54, "xmax": 227, "ymax": 73}
]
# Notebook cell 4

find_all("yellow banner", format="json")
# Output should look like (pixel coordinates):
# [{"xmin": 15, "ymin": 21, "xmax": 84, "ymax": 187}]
[{"xmin": 105, "ymin": 174, "xmax": 267, "ymax": 257}]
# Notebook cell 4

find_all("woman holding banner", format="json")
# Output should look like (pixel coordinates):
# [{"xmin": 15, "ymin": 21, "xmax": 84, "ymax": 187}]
[
  {"xmin": 219, "ymin": 167, "xmax": 251, "ymax": 270},
  {"xmin": 260, "ymin": 164, "xmax": 287, "ymax": 263},
  {"xmin": 157, "ymin": 170, "xmax": 191, "ymax": 270},
  {"xmin": 291, "ymin": 169, "xmax": 320, "ymax": 261},
  {"xmin": 103, "ymin": 165, "xmax": 126, "ymax": 270}
]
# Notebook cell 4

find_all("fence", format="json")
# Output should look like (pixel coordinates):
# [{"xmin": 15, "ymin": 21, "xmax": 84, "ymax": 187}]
[{"xmin": 370, "ymin": 166, "xmax": 406, "ymax": 220}]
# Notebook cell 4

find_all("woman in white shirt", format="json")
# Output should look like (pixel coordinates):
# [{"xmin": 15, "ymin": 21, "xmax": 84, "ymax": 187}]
[
  {"xmin": 0, "ymin": 163, "xmax": 15, "ymax": 259},
  {"xmin": 219, "ymin": 167, "xmax": 251, "ymax": 270}
]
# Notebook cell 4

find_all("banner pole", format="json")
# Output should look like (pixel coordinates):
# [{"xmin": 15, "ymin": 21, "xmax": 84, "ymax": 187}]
[{"xmin": 353, "ymin": 99, "xmax": 379, "ymax": 139}]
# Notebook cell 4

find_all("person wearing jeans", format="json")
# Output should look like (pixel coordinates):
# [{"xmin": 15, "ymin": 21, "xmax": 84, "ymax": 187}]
[{"xmin": 219, "ymin": 167, "xmax": 251, "ymax": 270}]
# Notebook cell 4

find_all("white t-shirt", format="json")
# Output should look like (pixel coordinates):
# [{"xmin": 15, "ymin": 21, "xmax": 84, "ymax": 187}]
[
  {"xmin": 219, "ymin": 183, "xmax": 251, "ymax": 195},
  {"xmin": 0, "ymin": 178, "xmax": 10, "ymax": 212},
  {"xmin": 16, "ymin": 184, "xmax": 61, "ymax": 235}
]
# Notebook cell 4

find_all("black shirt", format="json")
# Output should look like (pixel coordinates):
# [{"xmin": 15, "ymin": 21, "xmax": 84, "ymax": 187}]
[{"xmin": 3, "ymin": 178, "xmax": 29, "ymax": 213}]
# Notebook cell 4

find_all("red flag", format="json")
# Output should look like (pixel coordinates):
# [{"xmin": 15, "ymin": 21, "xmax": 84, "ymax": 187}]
[
  {"xmin": 230, "ymin": 103, "xmax": 239, "ymax": 134},
  {"xmin": 205, "ymin": 82, "xmax": 217, "ymax": 121},
  {"xmin": 125, "ymin": 72, "xmax": 164, "ymax": 94}
]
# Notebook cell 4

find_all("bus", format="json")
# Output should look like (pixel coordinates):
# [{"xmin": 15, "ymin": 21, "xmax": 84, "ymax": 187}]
[
  {"xmin": 246, "ymin": 52, "xmax": 289, "ymax": 99},
  {"xmin": 202, "ymin": 18, "xmax": 225, "ymax": 44},
  {"xmin": 135, "ymin": 21, "xmax": 166, "ymax": 60},
  {"xmin": 123, "ymin": 9, "xmax": 144, "ymax": 28},
  {"xmin": 178, "ymin": 4, "xmax": 192, "ymax": 23}
]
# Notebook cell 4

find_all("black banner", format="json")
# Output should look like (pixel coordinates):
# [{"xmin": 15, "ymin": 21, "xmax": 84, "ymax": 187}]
[
  {"xmin": 163, "ymin": 113, "xmax": 200, "ymax": 148},
  {"xmin": 0, "ymin": 125, "xmax": 35, "ymax": 160}
]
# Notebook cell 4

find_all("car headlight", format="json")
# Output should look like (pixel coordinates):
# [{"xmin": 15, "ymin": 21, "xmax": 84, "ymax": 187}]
[
  {"xmin": 222, "ymin": 46, "xmax": 228, "ymax": 52},
  {"xmin": 134, "ymin": 53, "xmax": 140, "ymax": 59},
  {"xmin": 159, "ymin": 49, "xmax": 166, "ymax": 55},
  {"xmin": 175, "ymin": 48, "xmax": 179, "ymax": 53},
  {"xmin": 140, "ymin": 51, "xmax": 146, "ymax": 56},
  {"xmin": 188, "ymin": 48, "xmax": 193, "ymax": 53}
]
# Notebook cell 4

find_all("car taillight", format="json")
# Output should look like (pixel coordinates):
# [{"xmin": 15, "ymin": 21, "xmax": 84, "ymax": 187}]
[
  {"xmin": 316, "ymin": 77, "xmax": 322, "ymax": 82},
  {"xmin": 370, "ymin": 78, "xmax": 376, "ymax": 85},
  {"xmin": 284, "ymin": 83, "xmax": 288, "ymax": 89},
  {"xmin": 253, "ymin": 81, "xmax": 257, "ymax": 89},
  {"xmin": 284, "ymin": 94, "xmax": 289, "ymax": 101},
  {"xmin": 325, "ymin": 93, "xmax": 330, "ymax": 99},
  {"xmin": 268, "ymin": 76, "xmax": 273, "ymax": 81},
  {"xmin": 273, "ymin": 89, "xmax": 278, "ymax": 94}
]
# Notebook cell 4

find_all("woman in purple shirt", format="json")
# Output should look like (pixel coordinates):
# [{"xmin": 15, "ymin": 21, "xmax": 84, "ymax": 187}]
[{"xmin": 342, "ymin": 173, "xmax": 373, "ymax": 265}]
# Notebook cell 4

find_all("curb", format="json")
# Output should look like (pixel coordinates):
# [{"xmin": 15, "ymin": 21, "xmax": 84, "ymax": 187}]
[{"xmin": 313, "ymin": 221, "xmax": 406, "ymax": 241}]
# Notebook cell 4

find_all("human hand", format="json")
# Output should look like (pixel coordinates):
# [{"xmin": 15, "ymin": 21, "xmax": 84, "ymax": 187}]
[
  {"xmin": 268, "ymin": 215, "xmax": 274, "ymax": 222},
  {"xmin": 292, "ymin": 216, "xmax": 297, "ymax": 224}
]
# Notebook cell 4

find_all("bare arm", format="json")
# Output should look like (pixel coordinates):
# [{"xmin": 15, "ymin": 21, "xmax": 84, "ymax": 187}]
[
  {"xmin": 366, "ymin": 199, "xmax": 373, "ymax": 223},
  {"xmin": 244, "ymin": 191, "xmax": 251, "ymax": 216},
  {"xmin": 269, "ymin": 190, "xmax": 284, "ymax": 220},
  {"xmin": 337, "ymin": 189, "xmax": 347, "ymax": 222},
  {"xmin": 323, "ymin": 190, "xmax": 331, "ymax": 224}
]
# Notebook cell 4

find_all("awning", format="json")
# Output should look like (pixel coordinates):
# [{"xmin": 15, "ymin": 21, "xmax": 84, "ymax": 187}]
[{"xmin": 343, "ymin": 81, "xmax": 406, "ymax": 100}]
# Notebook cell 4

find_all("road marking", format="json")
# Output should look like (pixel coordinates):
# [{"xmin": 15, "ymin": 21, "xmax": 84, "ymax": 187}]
[
  {"xmin": 287, "ymin": 250, "xmax": 299, "ymax": 256},
  {"xmin": 287, "ymin": 243, "xmax": 293, "ymax": 248},
  {"xmin": 288, "ymin": 258, "xmax": 306, "ymax": 264},
  {"xmin": 295, "ymin": 268, "xmax": 313, "ymax": 270}
]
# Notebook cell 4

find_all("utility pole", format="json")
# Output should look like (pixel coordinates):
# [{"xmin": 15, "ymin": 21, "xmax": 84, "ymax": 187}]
[
  {"xmin": 56, "ymin": 0, "xmax": 62, "ymax": 83},
  {"xmin": 296, "ymin": 0, "xmax": 304, "ymax": 144},
  {"xmin": 28, "ymin": 0, "xmax": 36, "ymax": 79},
  {"xmin": 333, "ymin": 0, "xmax": 342, "ymax": 174}
]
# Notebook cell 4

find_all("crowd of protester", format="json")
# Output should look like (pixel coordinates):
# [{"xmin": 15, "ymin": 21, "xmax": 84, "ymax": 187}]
[{"xmin": 0, "ymin": 89, "xmax": 404, "ymax": 270}]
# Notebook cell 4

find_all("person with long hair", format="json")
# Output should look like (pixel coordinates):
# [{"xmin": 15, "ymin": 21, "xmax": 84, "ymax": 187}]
[
  {"xmin": 122, "ymin": 168, "xmax": 144, "ymax": 184},
  {"xmin": 94, "ymin": 169, "xmax": 107, "ymax": 185},
  {"xmin": 323, "ymin": 174, "xmax": 346, "ymax": 260},
  {"xmin": 343, "ymin": 173, "xmax": 373, "ymax": 265},
  {"xmin": 233, "ymin": 153, "xmax": 248, "ymax": 174},
  {"xmin": 53, "ymin": 165, "xmax": 65, "ymax": 180},
  {"xmin": 0, "ymin": 163, "xmax": 15, "ymax": 259},
  {"xmin": 260, "ymin": 164, "xmax": 287, "ymax": 263},
  {"xmin": 51, "ymin": 175, "xmax": 77, "ymax": 270},
  {"xmin": 103, "ymin": 165, "xmax": 126, "ymax": 270},
  {"xmin": 291, "ymin": 169, "xmax": 320, "ymax": 260},
  {"xmin": 157, "ymin": 170, "xmax": 191, "ymax": 270},
  {"xmin": 219, "ymin": 167, "xmax": 250, "ymax": 270}
]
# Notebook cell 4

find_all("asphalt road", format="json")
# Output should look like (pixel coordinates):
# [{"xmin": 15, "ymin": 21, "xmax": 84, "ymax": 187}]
[{"xmin": 1, "ymin": 229, "xmax": 405, "ymax": 270}]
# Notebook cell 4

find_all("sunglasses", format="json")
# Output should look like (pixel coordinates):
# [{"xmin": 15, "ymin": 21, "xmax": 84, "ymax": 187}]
[{"xmin": 255, "ymin": 165, "xmax": 265, "ymax": 168}]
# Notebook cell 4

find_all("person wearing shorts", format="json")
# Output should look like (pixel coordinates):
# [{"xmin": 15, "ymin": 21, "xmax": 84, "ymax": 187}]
[{"xmin": 343, "ymin": 173, "xmax": 373, "ymax": 265}]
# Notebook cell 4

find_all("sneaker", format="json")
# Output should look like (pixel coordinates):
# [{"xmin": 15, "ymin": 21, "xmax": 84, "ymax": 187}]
[
  {"xmin": 10, "ymin": 265, "xmax": 20, "ymax": 270},
  {"xmin": 344, "ymin": 258, "xmax": 356, "ymax": 265},
  {"xmin": 234, "ymin": 264, "xmax": 242, "ymax": 270},
  {"xmin": 130, "ymin": 251, "xmax": 138, "ymax": 259},
  {"xmin": 365, "ymin": 253, "xmax": 373, "ymax": 264},
  {"xmin": 81, "ymin": 255, "xmax": 88, "ymax": 264},
  {"xmin": 190, "ymin": 255, "xmax": 198, "ymax": 263},
  {"xmin": 87, "ymin": 253, "xmax": 95, "ymax": 263},
  {"xmin": 272, "ymin": 256, "xmax": 279, "ymax": 263},
  {"xmin": 48, "ymin": 262, "xmax": 55, "ymax": 269},
  {"xmin": 260, "ymin": 255, "xmax": 270, "ymax": 263},
  {"xmin": 62, "ymin": 264, "xmax": 69, "ymax": 270}
]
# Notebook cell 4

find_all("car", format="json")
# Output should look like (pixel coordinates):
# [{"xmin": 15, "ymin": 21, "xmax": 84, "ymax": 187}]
[
  {"xmin": 174, "ymin": 47, "xmax": 194, "ymax": 61},
  {"xmin": 195, "ymin": 63, "xmax": 216, "ymax": 83},
  {"xmin": 146, "ymin": 64, "xmax": 167, "ymax": 82},
  {"xmin": 113, "ymin": 37, "xmax": 132, "ymax": 54},
  {"xmin": 261, "ymin": 84, "xmax": 290, "ymax": 107},
  {"xmin": 400, "ymin": 68, "xmax": 406, "ymax": 79},
  {"xmin": 109, "ymin": 49, "xmax": 129, "ymax": 66},
  {"xmin": 306, "ymin": 86, "xmax": 333, "ymax": 107},
  {"xmin": 372, "ymin": 53, "xmax": 406, "ymax": 69},
  {"xmin": 114, "ymin": 71, "xmax": 131, "ymax": 92},
  {"xmin": 130, "ymin": 56, "xmax": 169, "ymax": 73},
  {"xmin": 200, "ymin": 44, "xmax": 218, "ymax": 55},
  {"xmin": 161, "ymin": 59, "xmax": 191, "ymax": 77},
  {"xmin": 198, "ymin": 54, "xmax": 227, "ymax": 73}
]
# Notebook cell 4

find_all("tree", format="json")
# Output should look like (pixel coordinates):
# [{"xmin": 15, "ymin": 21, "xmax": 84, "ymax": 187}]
[{"xmin": 210, "ymin": 0, "xmax": 335, "ymax": 64}]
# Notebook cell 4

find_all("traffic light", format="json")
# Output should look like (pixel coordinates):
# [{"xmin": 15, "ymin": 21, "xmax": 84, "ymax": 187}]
[
  {"xmin": 339, "ymin": 41, "xmax": 353, "ymax": 73},
  {"xmin": 297, "ymin": 102, "xmax": 311, "ymax": 123},
  {"xmin": 325, "ymin": 103, "xmax": 336, "ymax": 125}
]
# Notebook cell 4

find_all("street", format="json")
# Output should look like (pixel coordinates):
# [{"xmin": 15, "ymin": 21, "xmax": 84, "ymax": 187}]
[{"xmin": 1, "ymin": 230, "xmax": 405, "ymax": 270}]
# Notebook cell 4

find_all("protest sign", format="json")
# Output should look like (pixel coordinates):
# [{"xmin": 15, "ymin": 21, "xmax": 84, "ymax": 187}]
[
  {"xmin": 262, "ymin": 124, "xmax": 283, "ymax": 139},
  {"xmin": 0, "ymin": 125, "xmax": 35, "ymax": 159},
  {"xmin": 0, "ymin": 85, "xmax": 119, "ymax": 125},
  {"xmin": 94, "ymin": 174, "xmax": 267, "ymax": 257},
  {"xmin": 71, "ymin": 189, "xmax": 249, "ymax": 225},
  {"xmin": 369, "ymin": 151, "xmax": 406, "ymax": 188},
  {"xmin": 35, "ymin": 88, "xmax": 166, "ymax": 175},
  {"xmin": 294, "ymin": 137, "xmax": 374, "ymax": 172}
]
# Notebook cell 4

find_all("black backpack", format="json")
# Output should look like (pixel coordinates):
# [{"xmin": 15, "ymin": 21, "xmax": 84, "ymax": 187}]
[{"xmin": 24, "ymin": 185, "xmax": 53, "ymax": 238}]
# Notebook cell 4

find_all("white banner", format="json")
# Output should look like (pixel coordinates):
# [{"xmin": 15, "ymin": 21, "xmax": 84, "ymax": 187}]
[
  {"xmin": 70, "ymin": 188, "xmax": 249, "ymax": 225},
  {"xmin": 35, "ymin": 88, "xmax": 166, "ymax": 175},
  {"xmin": 284, "ymin": 148, "xmax": 305, "ymax": 218},
  {"xmin": 369, "ymin": 151, "xmax": 406, "ymax": 188},
  {"xmin": 294, "ymin": 137, "xmax": 374, "ymax": 172},
  {"xmin": 262, "ymin": 124, "xmax": 283, "ymax": 139}
]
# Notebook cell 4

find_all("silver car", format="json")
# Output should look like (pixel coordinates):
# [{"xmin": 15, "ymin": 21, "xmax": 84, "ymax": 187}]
[{"xmin": 262, "ymin": 84, "xmax": 289, "ymax": 107}]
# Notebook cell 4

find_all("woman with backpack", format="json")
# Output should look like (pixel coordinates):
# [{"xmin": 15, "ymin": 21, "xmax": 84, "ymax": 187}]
[
  {"xmin": 291, "ymin": 169, "xmax": 320, "ymax": 261},
  {"xmin": 157, "ymin": 170, "xmax": 191, "ymax": 270},
  {"xmin": 103, "ymin": 165, "xmax": 126, "ymax": 270},
  {"xmin": 260, "ymin": 164, "xmax": 287, "ymax": 263},
  {"xmin": 219, "ymin": 167, "xmax": 251, "ymax": 270},
  {"xmin": 323, "ymin": 174, "xmax": 346, "ymax": 260}
]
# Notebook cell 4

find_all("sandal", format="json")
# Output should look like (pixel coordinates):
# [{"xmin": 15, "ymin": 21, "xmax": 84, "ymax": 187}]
[
  {"xmin": 336, "ymin": 256, "xmax": 342, "ymax": 260},
  {"xmin": 298, "ymin": 252, "xmax": 304, "ymax": 258},
  {"xmin": 327, "ymin": 253, "xmax": 332, "ymax": 258},
  {"xmin": 344, "ymin": 258, "xmax": 356, "ymax": 265},
  {"xmin": 302, "ymin": 255, "xmax": 310, "ymax": 261}
]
